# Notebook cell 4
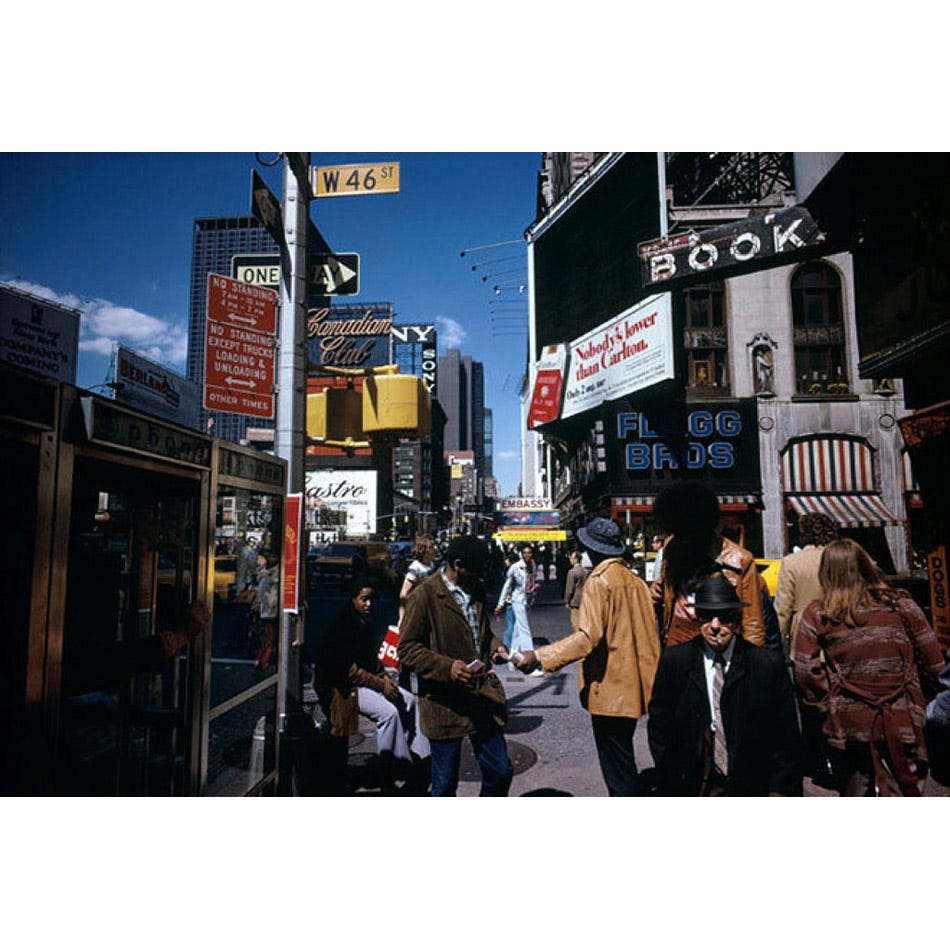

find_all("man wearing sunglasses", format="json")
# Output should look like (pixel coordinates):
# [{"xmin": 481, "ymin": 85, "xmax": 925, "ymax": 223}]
[{"xmin": 647, "ymin": 573, "xmax": 802, "ymax": 796}]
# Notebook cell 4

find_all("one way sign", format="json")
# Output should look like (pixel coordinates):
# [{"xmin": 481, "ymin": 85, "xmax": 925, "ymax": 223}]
[
  {"xmin": 309, "ymin": 253, "xmax": 359, "ymax": 296},
  {"xmin": 230, "ymin": 252, "xmax": 359, "ymax": 297}
]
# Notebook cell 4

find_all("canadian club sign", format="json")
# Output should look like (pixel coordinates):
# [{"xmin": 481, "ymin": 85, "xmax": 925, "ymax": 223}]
[{"xmin": 638, "ymin": 206, "xmax": 824, "ymax": 287}]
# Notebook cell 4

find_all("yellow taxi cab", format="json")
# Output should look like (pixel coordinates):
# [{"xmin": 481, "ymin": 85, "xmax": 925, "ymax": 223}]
[{"xmin": 755, "ymin": 558, "xmax": 781, "ymax": 597}]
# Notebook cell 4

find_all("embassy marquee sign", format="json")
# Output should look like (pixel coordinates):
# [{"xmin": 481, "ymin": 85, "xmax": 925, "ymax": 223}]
[{"xmin": 638, "ymin": 206, "xmax": 824, "ymax": 287}]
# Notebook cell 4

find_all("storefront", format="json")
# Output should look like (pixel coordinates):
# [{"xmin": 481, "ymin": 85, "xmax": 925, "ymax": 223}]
[
  {"xmin": 1, "ymin": 365, "xmax": 286, "ymax": 795},
  {"xmin": 779, "ymin": 433, "xmax": 902, "ymax": 573}
]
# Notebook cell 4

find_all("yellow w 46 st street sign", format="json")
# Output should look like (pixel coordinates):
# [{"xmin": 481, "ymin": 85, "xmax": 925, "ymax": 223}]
[{"xmin": 311, "ymin": 162, "xmax": 400, "ymax": 198}]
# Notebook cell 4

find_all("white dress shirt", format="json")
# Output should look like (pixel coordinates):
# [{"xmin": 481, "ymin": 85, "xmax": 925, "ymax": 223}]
[{"xmin": 701, "ymin": 638, "xmax": 736, "ymax": 730}]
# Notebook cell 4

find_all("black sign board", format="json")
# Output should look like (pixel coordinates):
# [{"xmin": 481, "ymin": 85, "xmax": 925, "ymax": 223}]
[
  {"xmin": 250, "ymin": 170, "xmax": 285, "ymax": 248},
  {"xmin": 81, "ymin": 397, "xmax": 212, "ymax": 469},
  {"xmin": 638, "ymin": 206, "xmax": 824, "ymax": 288},
  {"xmin": 604, "ymin": 399, "xmax": 761, "ymax": 495}
]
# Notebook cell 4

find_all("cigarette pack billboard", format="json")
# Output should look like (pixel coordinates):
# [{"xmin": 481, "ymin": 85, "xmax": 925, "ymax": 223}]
[{"xmin": 528, "ymin": 344, "xmax": 567, "ymax": 429}]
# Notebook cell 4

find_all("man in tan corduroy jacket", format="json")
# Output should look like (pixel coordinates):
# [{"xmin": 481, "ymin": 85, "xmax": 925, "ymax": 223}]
[{"xmin": 516, "ymin": 517, "xmax": 660, "ymax": 796}]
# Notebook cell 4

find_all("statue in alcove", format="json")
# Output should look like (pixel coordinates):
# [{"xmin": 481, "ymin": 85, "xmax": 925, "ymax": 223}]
[{"xmin": 752, "ymin": 342, "xmax": 775, "ymax": 396}]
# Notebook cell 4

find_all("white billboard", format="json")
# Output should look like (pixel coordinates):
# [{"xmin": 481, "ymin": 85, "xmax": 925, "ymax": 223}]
[
  {"xmin": 113, "ymin": 345, "xmax": 199, "ymax": 428},
  {"xmin": 561, "ymin": 293, "xmax": 673, "ymax": 419},
  {"xmin": 0, "ymin": 283, "xmax": 80, "ymax": 384},
  {"xmin": 305, "ymin": 468, "xmax": 378, "ymax": 537}
]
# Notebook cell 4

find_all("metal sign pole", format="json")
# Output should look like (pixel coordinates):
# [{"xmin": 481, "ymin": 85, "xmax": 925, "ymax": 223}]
[{"xmin": 276, "ymin": 152, "xmax": 310, "ymax": 792}]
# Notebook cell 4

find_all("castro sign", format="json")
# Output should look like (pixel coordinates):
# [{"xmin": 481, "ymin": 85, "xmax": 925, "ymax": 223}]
[{"xmin": 638, "ymin": 206, "xmax": 824, "ymax": 287}]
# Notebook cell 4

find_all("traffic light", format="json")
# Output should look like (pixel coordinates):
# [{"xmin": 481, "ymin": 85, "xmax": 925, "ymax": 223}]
[
  {"xmin": 306, "ymin": 386, "xmax": 363, "ymax": 442},
  {"xmin": 362, "ymin": 374, "xmax": 430, "ymax": 438}
]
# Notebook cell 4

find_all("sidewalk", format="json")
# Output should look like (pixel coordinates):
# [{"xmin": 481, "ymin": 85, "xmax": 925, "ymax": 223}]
[{"xmin": 305, "ymin": 571, "xmax": 949, "ymax": 797}]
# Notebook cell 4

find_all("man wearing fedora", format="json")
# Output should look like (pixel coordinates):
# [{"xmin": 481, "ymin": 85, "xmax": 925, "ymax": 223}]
[
  {"xmin": 647, "ymin": 573, "xmax": 802, "ymax": 796},
  {"xmin": 514, "ymin": 517, "xmax": 660, "ymax": 796}
]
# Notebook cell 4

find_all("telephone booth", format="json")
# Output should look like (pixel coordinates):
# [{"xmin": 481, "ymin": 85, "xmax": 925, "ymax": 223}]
[{"xmin": 0, "ymin": 365, "xmax": 286, "ymax": 795}]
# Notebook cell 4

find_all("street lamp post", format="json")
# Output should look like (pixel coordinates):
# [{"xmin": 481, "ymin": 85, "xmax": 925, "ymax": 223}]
[{"xmin": 275, "ymin": 152, "xmax": 310, "ymax": 794}]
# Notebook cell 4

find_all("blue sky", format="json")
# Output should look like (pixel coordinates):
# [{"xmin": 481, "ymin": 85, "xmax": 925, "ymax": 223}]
[{"xmin": 0, "ymin": 152, "xmax": 539, "ymax": 495}]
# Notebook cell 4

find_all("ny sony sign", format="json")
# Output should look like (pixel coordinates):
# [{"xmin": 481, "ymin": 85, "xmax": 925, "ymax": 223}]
[
  {"xmin": 639, "ymin": 206, "xmax": 824, "ymax": 287},
  {"xmin": 391, "ymin": 324, "xmax": 437, "ymax": 393}
]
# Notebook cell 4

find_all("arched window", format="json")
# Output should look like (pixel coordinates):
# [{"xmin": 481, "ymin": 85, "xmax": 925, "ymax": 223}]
[
  {"xmin": 792, "ymin": 262, "xmax": 848, "ymax": 396},
  {"xmin": 676, "ymin": 280, "xmax": 729, "ymax": 393}
]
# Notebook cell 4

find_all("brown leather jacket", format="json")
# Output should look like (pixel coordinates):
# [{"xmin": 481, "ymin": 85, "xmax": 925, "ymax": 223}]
[{"xmin": 651, "ymin": 536, "xmax": 765, "ymax": 648}]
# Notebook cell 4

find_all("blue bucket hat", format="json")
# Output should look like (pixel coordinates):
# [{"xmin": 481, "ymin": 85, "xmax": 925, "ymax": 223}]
[{"xmin": 577, "ymin": 517, "xmax": 625, "ymax": 557}]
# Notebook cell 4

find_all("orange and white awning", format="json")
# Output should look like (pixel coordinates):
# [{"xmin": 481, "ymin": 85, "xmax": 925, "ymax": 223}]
[
  {"xmin": 612, "ymin": 494, "xmax": 760, "ymax": 513},
  {"xmin": 787, "ymin": 493, "xmax": 901, "ymax": 528}
]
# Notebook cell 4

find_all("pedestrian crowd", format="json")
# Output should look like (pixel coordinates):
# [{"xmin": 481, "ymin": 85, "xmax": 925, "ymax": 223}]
[{"xmin": 309, "ymin": 483, "xmax": 950, "ymax": 798}]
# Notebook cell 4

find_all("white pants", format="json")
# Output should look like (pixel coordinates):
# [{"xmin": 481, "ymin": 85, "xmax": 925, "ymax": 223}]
[
  {"xmin": 509, "ymin": 602, "xmax": 534, "ymax": 653},
  {"xmin": 357, "ymin": 685, "xmax": 430, "ymax": 762}
]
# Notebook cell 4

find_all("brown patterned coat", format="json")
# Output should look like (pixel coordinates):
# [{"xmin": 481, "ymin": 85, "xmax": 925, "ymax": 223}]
[{"xmin": 794, "ymin": 595, "xmax": 944, "ymax": 792}]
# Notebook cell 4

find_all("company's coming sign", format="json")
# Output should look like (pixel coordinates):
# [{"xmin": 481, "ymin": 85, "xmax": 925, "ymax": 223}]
[
  {"xmin": 561, "ymin": 295, "xmax": 673, "ymax": 419},
  {"xmin": 0, "ymin": 285, "xmax": 79, "ymax": 384}
]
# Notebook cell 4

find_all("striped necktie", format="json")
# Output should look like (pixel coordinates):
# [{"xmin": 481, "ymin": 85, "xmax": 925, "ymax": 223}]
[
  {"xmin": 524, "ymin": 564, "xmax": 537, "ymax": 595},
  {"xmin": 712, "ymin": 653, "xmax": 728, "ymax": 777}
]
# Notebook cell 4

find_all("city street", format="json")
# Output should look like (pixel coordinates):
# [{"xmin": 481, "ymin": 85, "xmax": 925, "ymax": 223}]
[{"xmin": 326, "ymin": 569, "xmax": 950, "ymax": 798}]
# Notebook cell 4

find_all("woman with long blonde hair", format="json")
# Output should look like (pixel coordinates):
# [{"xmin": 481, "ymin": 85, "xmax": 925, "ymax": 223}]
[{"xmin": 793, "ymin": 538, "xmax": 944, "ymax": 795}]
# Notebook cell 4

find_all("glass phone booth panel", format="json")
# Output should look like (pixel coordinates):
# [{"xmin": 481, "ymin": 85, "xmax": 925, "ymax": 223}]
[
  {"xmin": 58, "ymin": 457, "xmax": 201, "ymax": 796},
  {"xmin": 204, "ymin": 443, "xmax": 285, "ymax": 796}
]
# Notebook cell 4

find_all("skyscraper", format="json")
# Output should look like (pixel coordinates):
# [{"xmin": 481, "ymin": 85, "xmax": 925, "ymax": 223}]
[{"xmin": 437, "ymin": 347, "xmax": 486, "ymax": 504}]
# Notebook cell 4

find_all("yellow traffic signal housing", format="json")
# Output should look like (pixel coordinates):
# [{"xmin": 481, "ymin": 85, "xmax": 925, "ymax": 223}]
[
  {"xmin": 362, "ymin": 374, "xmax": 430, "ymax": 437},
  {"xmin": 306, "ymin": 386, "xmax": 363, "ymax": 442}
]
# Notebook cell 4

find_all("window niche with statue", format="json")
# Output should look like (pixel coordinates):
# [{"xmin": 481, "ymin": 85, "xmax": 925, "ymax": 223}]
[{"xmin": 748, "ymin": 332, "xmax": 777, "ymax": 398}]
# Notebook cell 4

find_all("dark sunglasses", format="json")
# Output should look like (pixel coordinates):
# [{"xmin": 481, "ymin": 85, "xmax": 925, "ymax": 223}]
[{"xmin": 695, "ymin": 609, "xmax": 742, "ymax": 625}]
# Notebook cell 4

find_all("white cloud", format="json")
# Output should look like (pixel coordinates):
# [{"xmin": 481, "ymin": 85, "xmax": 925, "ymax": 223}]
[
  {"xmin": 435, "ymin": 315, "xmax": 467, "ymax": 350},
  {"xmin": 1, "ymin": 277, "xmax": 188, "ymax": 372},
  {"xmin": 497, "ymin": 449, "xmax": 518, "ymax": 461}
]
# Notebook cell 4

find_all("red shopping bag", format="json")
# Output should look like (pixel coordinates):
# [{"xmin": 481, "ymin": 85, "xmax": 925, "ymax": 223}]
[{"xmin": 377, "ymin": 625, "xmax": 401, "ymax": 670}]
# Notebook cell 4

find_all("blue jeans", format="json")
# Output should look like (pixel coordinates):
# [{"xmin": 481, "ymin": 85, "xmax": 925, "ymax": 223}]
[
  {"xmin": 503, "ymin": 604, "xmax": 516, "ymax": 650},
  {"xmin": 429, "ymin": 728, "xmax": 513, "ymax": 797}
]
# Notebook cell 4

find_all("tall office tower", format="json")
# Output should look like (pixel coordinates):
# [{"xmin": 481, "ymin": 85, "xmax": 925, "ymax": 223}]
[
  {"xmin": 438, "ymin": 348, "xmax": 467, "ymax": 451},
  {"xmin": 437, "ymin": 348, "xmax": 485, "ymax": 460},
  {"xmin": 470, "ymin": 359, "xmax": 485, "ymax": 481},
  {"xmin": 484, "ymin": 408, "xmax": 494, "ymax": 478},
  {"xmin": 187, "ymin": 216, "xmax": 278, "ymax": 442}
]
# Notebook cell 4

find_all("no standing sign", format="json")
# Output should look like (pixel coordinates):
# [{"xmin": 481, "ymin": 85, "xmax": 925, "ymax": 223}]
[{"xmin": 203, "ymin": 273, "xmax": 278, "ymax": 418}]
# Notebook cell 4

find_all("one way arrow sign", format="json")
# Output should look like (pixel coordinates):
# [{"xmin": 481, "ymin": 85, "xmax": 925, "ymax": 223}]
[{"xmin": 308, "ymin": 253, "xmax": 360, "ymax": 296}]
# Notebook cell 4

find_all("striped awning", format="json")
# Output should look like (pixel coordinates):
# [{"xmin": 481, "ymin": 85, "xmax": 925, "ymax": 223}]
[
  {"xmin": 787, "ymin": 493, "xmax": 901, "ymax": 528},
  {"xmin": 781, "ymin": 437, "xmax": 875, "ymax": 492},
  {"xmin": 613, "ymin": 494, "xmax": 760, "ymax": 512}
]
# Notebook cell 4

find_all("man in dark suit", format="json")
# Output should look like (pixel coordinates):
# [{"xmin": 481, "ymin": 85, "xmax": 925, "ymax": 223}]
[{"xmin": 647, "ymin": 573, "xmax": 802, "ymax": 796}]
